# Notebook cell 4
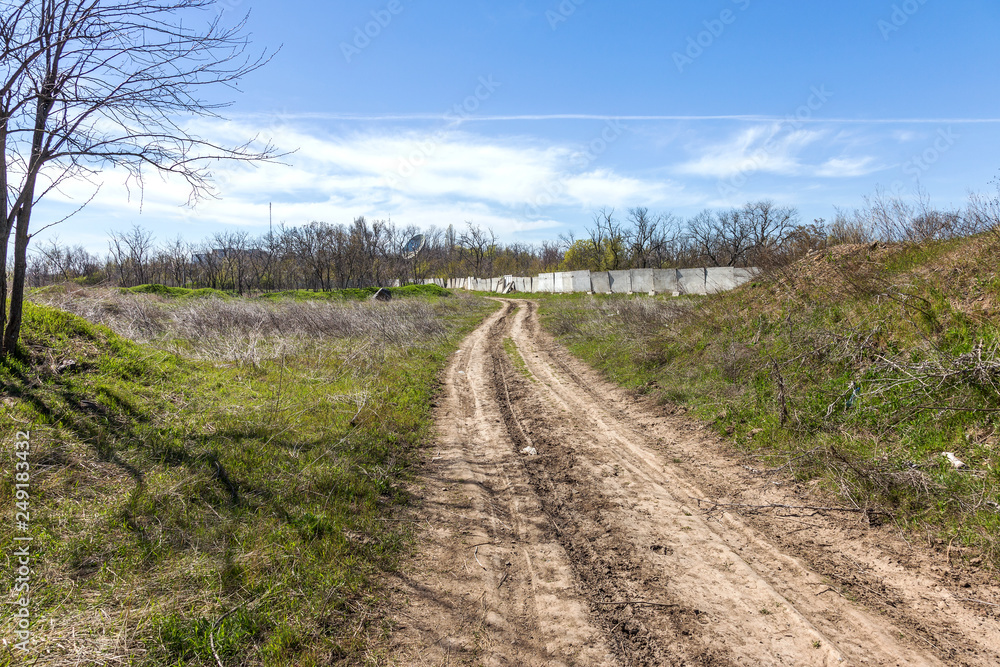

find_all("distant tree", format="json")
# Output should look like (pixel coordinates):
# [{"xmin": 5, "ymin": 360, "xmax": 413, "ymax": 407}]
[
  {"xmin": 686, "ymin": 201, "xmax": 799, "ymax": 268},
  {"xmin": 458, "ymin": 222, "xmax": 497, "ymax": 277},
  {"xmin": 108, "ymin": 225, "xmax": 155, "ymax": 287},
  {"xmin": 558, "ymin": 239, "xmax": 598, "ymax": 271}
]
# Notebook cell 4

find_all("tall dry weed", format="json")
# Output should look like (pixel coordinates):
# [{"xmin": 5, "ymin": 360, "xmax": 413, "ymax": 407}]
[{"xmin": 31, "ymin": 288, "xmax": 450, "ymax": 366}]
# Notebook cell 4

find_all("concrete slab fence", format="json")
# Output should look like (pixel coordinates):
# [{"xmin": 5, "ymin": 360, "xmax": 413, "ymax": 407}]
[{"xmin": 442, "ymin": 267, "xmax": 757, "ymax": 296}]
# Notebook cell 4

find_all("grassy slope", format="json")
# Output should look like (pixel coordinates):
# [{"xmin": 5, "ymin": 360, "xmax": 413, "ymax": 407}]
[
  {"xmin": 537, "ymin": 236, "xmax": 1000, "ymax": 564},
  {"xmin": 0, "ymin": 291, "xmax": 494, "ymax": 666}
]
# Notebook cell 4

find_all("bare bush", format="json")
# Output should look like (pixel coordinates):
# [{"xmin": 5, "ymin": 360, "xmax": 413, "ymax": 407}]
[
  {"xmin": 829, "ymin": 208, "xmax": 876, "ymax": 245},
  {"xmin": 32, "ymin": 287, "xmax": 168, "ymax": 339},
  {"xmin": 831, "ymin": 187, "xmax": 989, "ymax": 246},
  {"xmin": 966, "ymin": 189, "xmax": 1000, "ymax": 241}
]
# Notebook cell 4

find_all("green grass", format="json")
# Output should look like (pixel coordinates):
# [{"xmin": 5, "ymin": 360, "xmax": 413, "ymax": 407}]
[
  {"xmin": 126, "ymin": 284, "xmax": 231, "ymax": 298},
  {"xmin": 536, "ymin": 236, "xmax": 1000, "ymax": 565},
  {"xmin": 258, "ymin": 284, "xmax": 450, "ymax": 301},
  {"xmin": 503, "ymin": 336, "xmax": 533, "ymax": 382},
  {"xmin": 0, "ymin": 291, "xmax": 494, "ymax": 665}
]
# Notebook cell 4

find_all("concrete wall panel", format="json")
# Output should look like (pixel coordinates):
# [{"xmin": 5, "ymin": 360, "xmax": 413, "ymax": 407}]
[
  {"xmin": 558, "ymin": 272, "xmax": 571, "ymax": 293},
  {"xmin": 733, "ymin": 268, "xmax": 758, "ymax": 286},
  {"xmin": 677, "ymin": 268, "xmax": 706, "ymax": 295},
  {"xmin": 457, "ymin": 266, "xmax": 753, "ymax": 295},
  {"xmin": 569, "ymin": 270, "xmax": 592, "ymax": 292},
  {"xmin": 630, "ymin": 269, "xmax": 653, "ymax": 293},
  {"xmin": 536, "ymin": 273, "xmax": 555, "ymax": 293},
  {"xmin": 551, "ymin": 272, "xmax": 566, "ymax": 293},
  {"xmin": 652, "ymin": 269, "xmax": 679, "ymax": 293},
  {"xmin": 608, "ymin": 270, "xmax": 632, "ymax": 293},
  {"xmin": 591, "ymin": 272, "xmax": 611, "ymax": 294},
  {"xmin": 705, "ymin": 267, "xmax": 736, "ymax": 293}
]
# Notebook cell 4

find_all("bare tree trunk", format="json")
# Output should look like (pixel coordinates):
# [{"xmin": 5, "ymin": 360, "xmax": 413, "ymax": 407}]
[{"xmin": 3, "ymin": 203, "xmax": 31, "ymax": 352}]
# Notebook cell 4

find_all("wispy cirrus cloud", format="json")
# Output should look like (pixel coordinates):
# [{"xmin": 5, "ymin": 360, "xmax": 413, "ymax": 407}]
[
  {"xmin": 673, "ymin": 123, "xmax": 885, "ymax": 181},
  {"xmin": 674, "ymin": 124, "xmax": 826, "ymax": 178},
  {"xmin": 229, "ymin": 111, "xmax": 1000, "ymax": 124},
  {"xmin": 815, "ymin": 156, "xmax": 882, "ymax": 178}
]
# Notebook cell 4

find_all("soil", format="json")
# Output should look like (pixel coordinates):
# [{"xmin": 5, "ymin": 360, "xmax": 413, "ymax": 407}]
[{"xmin": 383, "ymin": 299, "xmax": 1000, "ymax": 666}]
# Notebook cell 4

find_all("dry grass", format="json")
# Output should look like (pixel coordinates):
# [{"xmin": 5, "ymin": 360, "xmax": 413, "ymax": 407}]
[{"xmin": 31, "ymin": 286, "xmax": 451, "ymax": 367}]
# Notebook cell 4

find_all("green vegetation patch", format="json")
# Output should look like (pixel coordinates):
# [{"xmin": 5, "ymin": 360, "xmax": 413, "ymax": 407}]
[
  {"xmin": 503, "ymin": 336, "xmax": 534, "ymax": 382},
  {"xmin": 259, "ymin": 284, "xmax": 450, "ymax": 301},
  {"xmin": 126, "ymin": 283, "xmax": 231, "ymax": 299},
  {"xmin": 0, "ymin": 290, "xmax": 494, "ymax": 665}
]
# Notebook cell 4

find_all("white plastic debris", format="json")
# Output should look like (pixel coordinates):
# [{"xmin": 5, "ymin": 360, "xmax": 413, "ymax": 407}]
[
  {"xmin": 941, "ymin": 452, "xmax": 966, "ymax": 469},
  {"xmin": 521, "ymin": 446, "xmax": 538, "ymax": 456}
]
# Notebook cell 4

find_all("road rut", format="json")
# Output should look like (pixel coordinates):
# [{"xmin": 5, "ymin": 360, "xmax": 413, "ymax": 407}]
[{"xmin": 385, "ymin": 299, "xmax": 1000, "ymax": 666}]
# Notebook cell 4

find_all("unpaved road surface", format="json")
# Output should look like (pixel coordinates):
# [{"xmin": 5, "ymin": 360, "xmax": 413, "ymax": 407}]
[{"xmin": 385, "ymin": 299, "xmax": 1000, "ymax": 666}]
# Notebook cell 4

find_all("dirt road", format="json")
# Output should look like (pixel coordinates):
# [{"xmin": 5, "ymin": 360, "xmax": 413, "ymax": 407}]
[{"xmin": 385, "ymin": 299, "xmax": 1000, "ymax": 666}]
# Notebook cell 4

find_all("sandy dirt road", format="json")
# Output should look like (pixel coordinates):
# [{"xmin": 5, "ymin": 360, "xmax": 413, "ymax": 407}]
[{"xmin": 384, "ymin": 299, "xmax": 1000, "ymax": 666}]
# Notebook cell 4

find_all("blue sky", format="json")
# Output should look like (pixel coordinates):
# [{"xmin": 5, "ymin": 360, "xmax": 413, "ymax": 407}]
[{"xmin": 41, "ymin": 0, "xmax": 1000, "ymax": 251}]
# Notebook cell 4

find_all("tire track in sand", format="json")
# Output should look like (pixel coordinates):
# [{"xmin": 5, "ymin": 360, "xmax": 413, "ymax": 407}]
[{"xmin": 385, "ymin": 299, "xmax": 1000, "ymax": 666}]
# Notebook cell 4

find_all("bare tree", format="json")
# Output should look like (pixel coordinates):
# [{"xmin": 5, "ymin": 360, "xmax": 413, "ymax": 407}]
[
  {"xmin": 686, "ymin": 201, "xmax": 800, "ymax": 268},
  {"xmin": 458, "ymin": 222, "xmax": 497, "ymax": 277},
  {"xmin": 687, "ymin": 208, "xmax": 750, "ymax": 267},
  {"xmin": 107, "ymin": 224, "xmax": 154, "ymax": 286},
  {"xmin": 740, "ymin": 200, "xmax": 799, "ymax": 265},
  {"xmin": 35, "ymin": 235, "xmax": 71, "ymax": 280},
  {"xmin": 290, "ymin": 221, "xmax": 335, "ymax": 291},
  {"xmin": 161, "ymin": 235, "xmax": 192, "ymax": 287},
  {"xmin": 588, "ymin": 207, "xmax": 629, "ymax": 270},
  {"xmin": 0, "ymin": 0, "xmax": 278, "ymax": 354}
]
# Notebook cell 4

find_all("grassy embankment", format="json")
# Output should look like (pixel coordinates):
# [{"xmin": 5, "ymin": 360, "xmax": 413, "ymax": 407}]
[
  {"xmin": 537, "ymin": 236, "xmax": 1000, "ymax": 564},
  {"xmin": 0, "ymin": 285, "xmax": 493, "ymax": 666}
]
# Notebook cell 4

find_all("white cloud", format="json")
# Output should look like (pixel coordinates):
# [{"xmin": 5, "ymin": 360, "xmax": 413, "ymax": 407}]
[
  {"xmin": 39, "ymin": 119, "xmax": 680, "ymax": 240},
  {"xmin": 674, "ymin": 124, "xmax": 826, "ymax": 178},
  {"xmin": 814, "ymin": 156, "xmax": 882, "ymax": 178}
]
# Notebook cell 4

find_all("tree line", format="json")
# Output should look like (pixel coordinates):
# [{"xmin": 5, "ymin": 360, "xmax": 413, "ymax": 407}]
[
  {"xmin": 29, "ymin": 218, "xmax": 563, "ymax": 292},
  {"xmin": 25, "ymin": 188, "xmax": 999, "ymax": 292}
]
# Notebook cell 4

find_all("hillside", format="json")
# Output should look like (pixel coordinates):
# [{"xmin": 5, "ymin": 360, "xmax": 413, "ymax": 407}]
[{"xmin": 0, "ymin": 288, "xmax": 492, "ymax": 665}]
